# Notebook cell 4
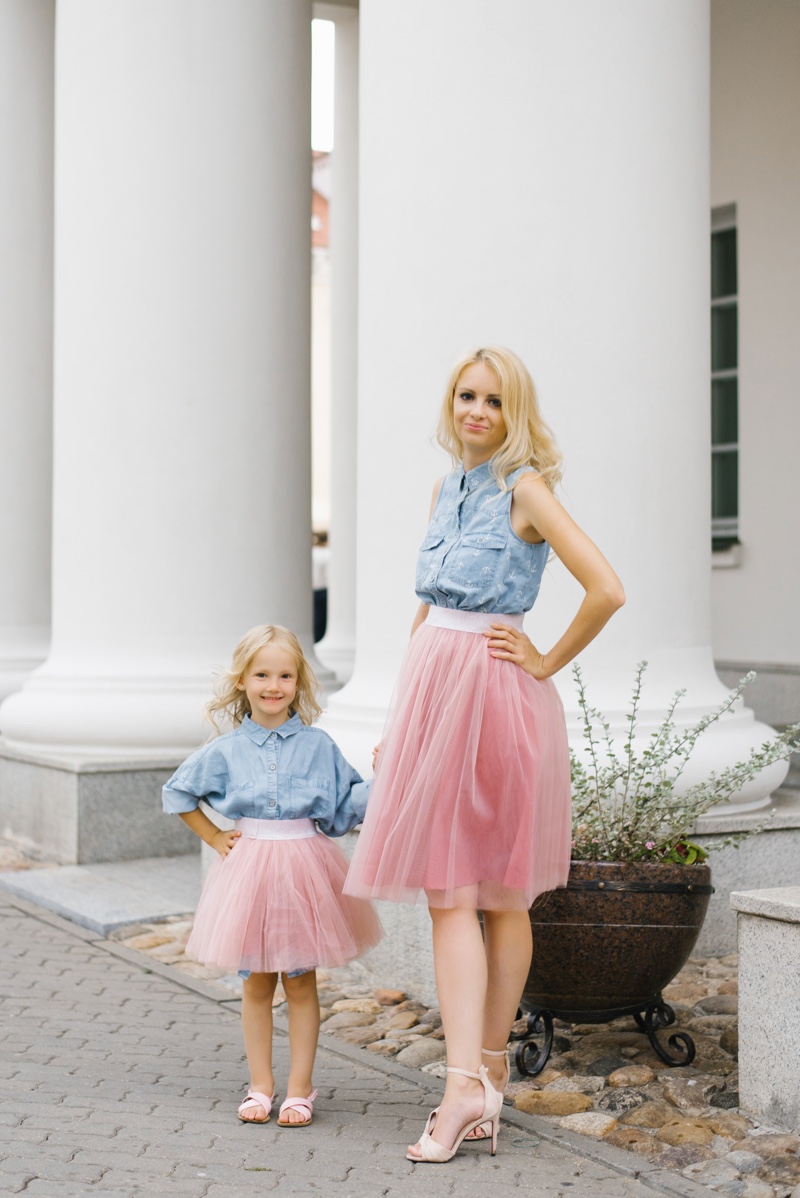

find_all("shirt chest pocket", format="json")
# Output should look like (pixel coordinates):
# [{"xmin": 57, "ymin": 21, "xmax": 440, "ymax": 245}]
[
  {"xmin": 456, "ymin": 532, "xmax": 508, "ymax": 584},
  {"xmin": 225, "ymin": 780, "xmax": 255, "ymax": 814},
  {"xmin": 415, "ymin": 533, "xmax": 445, "ymax": 589},
  {"xmin": 290, "ymin": 776, "xmax": 330, "ymax": 796},
  {"xmin": 227, "ymin": 780, "xmax": 254, "ymax": 798}
]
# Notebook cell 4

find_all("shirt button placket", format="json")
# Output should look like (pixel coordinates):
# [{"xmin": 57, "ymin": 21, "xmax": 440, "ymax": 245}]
[{"xmin": 268, "ymin": 735, "xmax": 277, "ymax": 815}]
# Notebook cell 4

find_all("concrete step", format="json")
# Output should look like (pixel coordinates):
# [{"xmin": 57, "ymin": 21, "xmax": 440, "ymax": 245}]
[{"xmin": 0, "ymin": 854, "xmax": 200, "ymax": 935}]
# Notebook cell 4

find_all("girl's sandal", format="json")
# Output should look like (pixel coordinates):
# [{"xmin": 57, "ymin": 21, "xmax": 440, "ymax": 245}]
[
  {"xmin": 237, "ymin": 1090, "xmax": 275, "ymax": 1124},
  {"xmin": 277, "ymin": 1089, "xmax": 318, "ymax": 1127}
]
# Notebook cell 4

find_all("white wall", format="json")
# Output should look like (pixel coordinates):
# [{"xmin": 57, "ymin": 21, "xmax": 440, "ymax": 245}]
[{"xmin": 711, "ymin": 1, "xmax": 800, "ymax": 688}]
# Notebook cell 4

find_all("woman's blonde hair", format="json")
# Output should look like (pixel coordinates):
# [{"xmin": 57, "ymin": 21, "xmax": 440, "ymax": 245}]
[
  {"xmin": 436, "ymin": 346, "xmax": 563, "ymax": 491},
  {"xmin": 206, "ymin": 624, "xmax": 322, "ymax": 734}
]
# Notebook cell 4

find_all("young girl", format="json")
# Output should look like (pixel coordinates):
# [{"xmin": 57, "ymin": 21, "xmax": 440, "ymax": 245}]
[
  {"xmin": 163, "ymin": 624, "xmax": 382, "ymax": 1127},
  {"xmin": 345, "ymin": 346, "xmax": 624, "ymax": 1162}
]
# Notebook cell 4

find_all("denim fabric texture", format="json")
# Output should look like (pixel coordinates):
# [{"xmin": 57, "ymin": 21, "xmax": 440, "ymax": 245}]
[
  {"xmin": 162, "ymin": 714, "xmax": 369, "ymax": 837},
  {"xmin": 415, "ymin": 460, "xmax": 549, "ymax": 613}
]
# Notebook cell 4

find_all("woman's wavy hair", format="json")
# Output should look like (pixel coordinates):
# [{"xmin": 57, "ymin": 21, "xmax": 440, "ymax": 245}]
[
  {"xmin": 206, "ymin": 624, "xmax": 321, "ymax": 735},
  {"xmin": 436, "ymin": 346, "xmax": 563, "ymax": 491}
]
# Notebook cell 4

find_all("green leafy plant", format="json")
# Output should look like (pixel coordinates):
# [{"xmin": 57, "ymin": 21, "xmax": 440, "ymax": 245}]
[{"xmin": 570, "ymin": 662, "xmax": 800, "ymax": 864}]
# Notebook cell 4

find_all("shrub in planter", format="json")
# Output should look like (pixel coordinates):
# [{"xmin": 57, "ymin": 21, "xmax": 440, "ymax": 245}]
[{"xmin": 517, "ymin": 665, "xmax": 800, "ymax": 1075}]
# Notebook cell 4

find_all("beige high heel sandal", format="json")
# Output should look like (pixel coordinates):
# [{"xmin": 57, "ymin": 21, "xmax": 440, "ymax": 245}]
[
  {"xmin": 406, "ymin": 1064, "xmax": 503, "ymax": 1163},
  {"xmin": 465, "ymin": 1047, "xmax": 510, "ymax": 1141}
]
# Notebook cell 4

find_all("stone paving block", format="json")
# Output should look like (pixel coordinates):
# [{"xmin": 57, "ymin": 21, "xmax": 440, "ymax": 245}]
[
  {"xmin": 149, "ymin": 1181, "xmax": 225, "ymax": 1197},
  {"xmin": 15, "ymin": 1113, "xmax": 93, "ymax": 1134},
  {"xmin": 6, "ymin": 1126, "xmax": 52, "ymax": 1145},
  {"xmin": 171, "ymin": 1160, "xmax": 286, "ymax": 1186},
  {"xmin": 21, "ymin": 1182, "xmax": 134, "ymax": 1197},
  {"xmin": 0, "ymin": 1156, "xmax": 106, "ymax": 1184},
  {"xmin": 0, "ymin": 1177, "xmax": 36, "ymax": 1195},
  {"xmin": 204, "ymin": 1185, "xmax": 281, "ymax": 1197},
  {"xmin": 138, "ymin": 1133, "xmax": 227, "ymax": 1157},
  {"xmin": 73, "ymin": 1147, "xmax": 180, "ymax": 1174}
]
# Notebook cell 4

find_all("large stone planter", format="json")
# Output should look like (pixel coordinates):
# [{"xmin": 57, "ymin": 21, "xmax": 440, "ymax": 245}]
[{"xmin": 515, "ymin": 859, "xmax": 713, "ymax": 1075}]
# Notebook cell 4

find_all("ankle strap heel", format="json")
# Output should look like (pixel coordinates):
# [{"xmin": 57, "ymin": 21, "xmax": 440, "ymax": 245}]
[{"xmin": 407, "ymin": 1065, "xmax": 502, "ymax": 1163}]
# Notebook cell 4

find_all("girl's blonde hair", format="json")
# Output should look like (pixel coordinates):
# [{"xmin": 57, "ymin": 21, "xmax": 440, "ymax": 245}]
[
  {"xmin": 436, "ymin": 346, "xmax": 563, "ymax": 491},
  {"xmin": 206, "ymin": 624, "xmax": 322, "ymax": 734}
]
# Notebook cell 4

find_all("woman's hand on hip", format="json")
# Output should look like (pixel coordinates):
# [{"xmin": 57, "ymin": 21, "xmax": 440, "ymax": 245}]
[{"xmin": 484, "ymin": 623, "xmax": 551, "ymax": 679}]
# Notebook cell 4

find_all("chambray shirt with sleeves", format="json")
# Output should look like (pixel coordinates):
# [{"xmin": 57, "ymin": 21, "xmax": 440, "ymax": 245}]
[
  {"xmin": 162, "ymin": 714, "xmax": 369, "ymax": 838},
  {"xmin": 415, "ymin": 460, "xmax": 549, "ymax": 614}
]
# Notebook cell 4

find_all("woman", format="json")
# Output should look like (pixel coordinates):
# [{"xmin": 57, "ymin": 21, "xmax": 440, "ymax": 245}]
[{"xmin": 345, "ymin": 346, "xmax": 625, "ymax": 1162}]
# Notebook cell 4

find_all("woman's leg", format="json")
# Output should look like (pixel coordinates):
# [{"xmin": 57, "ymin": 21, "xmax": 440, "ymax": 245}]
[
  {"xmin": 409, "ymin": 905, "xmax": 488, "ymax": 1156},
  {"xmin": 281, "ymin": 969, "xmax": 320, "ymax": 1123},
  {"xmin": 240, "ymin": 971, "xmax": 279, "ymax": 1119},
  {"xmin": 480, "ymin": 908, "xmax": 532, "ymax": 1084},
  {"xmin": 461, "ymin": 907, "xmax": 532, "ymax": 1140}
]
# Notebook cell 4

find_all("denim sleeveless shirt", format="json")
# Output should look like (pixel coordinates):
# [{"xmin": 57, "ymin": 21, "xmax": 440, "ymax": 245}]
[{"xmin": 415, "ymin": 460, "xmax": 549, "ymax": 614}]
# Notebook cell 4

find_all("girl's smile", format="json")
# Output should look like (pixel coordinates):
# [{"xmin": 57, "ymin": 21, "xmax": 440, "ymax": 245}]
[
  {"xmin": 453, "ymin": 362, "xmax": 507, "ymax": 465},
  {"xmin": 238, "ymin": 644, "xmax": 299, "ymax": 729}
]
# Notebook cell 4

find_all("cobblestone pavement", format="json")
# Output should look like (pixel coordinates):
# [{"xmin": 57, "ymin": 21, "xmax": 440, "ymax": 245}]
[{"xmin": 0, "ymin": 891, "xmax": 722, "ymax": 1198}]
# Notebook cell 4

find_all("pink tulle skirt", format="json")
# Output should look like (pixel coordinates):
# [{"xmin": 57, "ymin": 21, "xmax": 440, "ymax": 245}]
[
  {"xmin": 345, "ymin": 608, "xmax": 572, "ymax": 910},
  {"xmin": 186, "ymin": 819, "xmax": 383, "ymax": 975}
]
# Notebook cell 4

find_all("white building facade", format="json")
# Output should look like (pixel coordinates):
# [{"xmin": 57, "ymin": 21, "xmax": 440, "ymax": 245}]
[{"xmin": 0, "ymin": 0, "xmax": 797, "ymax": 963}]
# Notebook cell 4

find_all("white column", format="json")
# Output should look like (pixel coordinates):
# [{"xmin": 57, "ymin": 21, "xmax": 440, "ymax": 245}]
[
  {"xmin": 0, "ymin": 1, "xmax": 54, "ymax": 702},
  {"xmin": 314, "ymin": 4, "xmax": 359, "ymax": 684},
  {"xmin": 325, "ymin": 0, "xmax": 782, "ymax": 809},
  {"xmin": 0, "ymin": 0, "xmax": 314, "ymax": 755}
]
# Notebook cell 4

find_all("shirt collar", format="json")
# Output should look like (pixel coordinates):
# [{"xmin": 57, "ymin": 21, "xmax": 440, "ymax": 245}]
[
  {"xmin": 459, "ymin": 458, "xmax": 493, "ymax": 492},
  {"xmin": 240, "ymin": 713, "xmax": 304, "ymax": 744}
]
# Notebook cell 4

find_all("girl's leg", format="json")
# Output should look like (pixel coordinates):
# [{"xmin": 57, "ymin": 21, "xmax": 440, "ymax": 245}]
[
  {"xmin": 281, "ymin": 969, "xmax": 320, "ymax": 1123},
  {"xmin": 241, "ymin": 971, "xmax": 279, "ymax": 1120},
  {"xmin": 480, "ymin": 908, "xmax": 532, "ymax": 1086},
  {"xmin": 409, "ymin": 906, "xmax": 487, "ymax": 1156}
]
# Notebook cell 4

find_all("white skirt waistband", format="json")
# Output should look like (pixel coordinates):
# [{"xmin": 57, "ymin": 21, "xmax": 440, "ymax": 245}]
[
  {"xmin": 234, "ymin": 817, "xmax": 318, "ymax": 841},
  {"xmin": 424, "ymin": 607, "xmax": 524, "ymax": 634}
]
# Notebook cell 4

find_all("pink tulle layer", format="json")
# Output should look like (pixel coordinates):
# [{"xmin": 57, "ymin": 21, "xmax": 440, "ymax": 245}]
[
  {"xmin": 186, "ymin": 832, "xmax": 382, "ymax": 975},
  {"xmin": 345, "ymin": 614, "xmax": 572, "ymax": 910}
]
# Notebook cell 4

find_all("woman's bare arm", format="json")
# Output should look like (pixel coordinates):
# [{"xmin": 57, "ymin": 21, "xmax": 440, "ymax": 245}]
[{"xmin": 486, "ymin": 474, "xmax": 625, "ymax": 678}]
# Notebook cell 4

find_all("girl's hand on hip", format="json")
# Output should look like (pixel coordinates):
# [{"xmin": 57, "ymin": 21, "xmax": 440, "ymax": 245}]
[
  {"xmin": 484, "ymin": 623, "xmax": 551, "ymax": 679},
  {"xmin": 212, "ymin": 828, "xmax": 241, "ymax": 858}
]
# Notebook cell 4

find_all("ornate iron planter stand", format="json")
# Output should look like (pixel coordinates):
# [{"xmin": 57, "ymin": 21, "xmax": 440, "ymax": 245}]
[
  {"xmin": 514, "ymin": 861, "xmax": 714, "ymax": 1077},
  {"xmin": 512, "ymin": 996, "xmax": 696, "ymax": 1077}
]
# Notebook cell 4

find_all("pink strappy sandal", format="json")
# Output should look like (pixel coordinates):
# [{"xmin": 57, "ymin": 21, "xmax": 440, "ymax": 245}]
[
  {"xmin": 237, "ymin": 1090, "xmax": 275, "ymax": 1124},
  {"xmin": 277, "ymin": 1088, "xmax": 318, "ymax": 1127}
]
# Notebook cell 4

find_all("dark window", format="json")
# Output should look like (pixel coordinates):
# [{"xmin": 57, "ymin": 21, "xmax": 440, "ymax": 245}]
[{"xmin": 711, "ymin": 210, "xmax": 738, "ymax": 551}]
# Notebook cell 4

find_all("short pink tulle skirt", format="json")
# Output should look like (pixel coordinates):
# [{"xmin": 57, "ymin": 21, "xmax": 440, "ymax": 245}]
[
  {"xmin": 345, "ymin": 608, "xmax": 572, "ymax": 911},
  {"xmin": 186, "ymin": 819, "xmax": 383, "ymax": 975}
]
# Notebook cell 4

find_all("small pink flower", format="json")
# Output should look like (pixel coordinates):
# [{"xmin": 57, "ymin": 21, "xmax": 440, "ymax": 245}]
[{"xmin": 645, "ymin": 840, "xmax": 655, "ymax": 850}]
